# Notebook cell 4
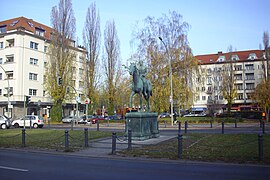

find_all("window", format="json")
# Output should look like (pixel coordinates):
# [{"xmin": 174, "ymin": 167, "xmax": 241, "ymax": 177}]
[
  {"xmin": 235, "ymin": 83, "xmax": 243, "ymax": 90},
  {"xmin": 79, "ymin": 56, "xmax": 84, "ymax": 62},
  {"xmin": 236, "ymin": 93, "xmax": 243, "ymax": 100},
  {"xmin": 196, "ymin": 87, "xmax": 200, "ymax": 91},
  {"xmin": 0, "ymin": 89, "xmax": 1, "ymax": 95},
  {"xmin": 0, "ymin": 42, "xmax": 3, "ymax": 48},
  {"xmin": 235, "ymin": 74, "xmax": 242, "ymax": 80},
  {"xmin": 30, "ymin": 58, "xmax": 38, "ymax": 65},
  {"xmin": 29, "ymin": 89, "xmax": 37, "ymax": 96},
  {"xmin": 245, "ymin": 64, "xmax": 254, "ymax": 70},
  {"xmin": 234, "ymin": 65, "xmax": 242, "ymax": 71},
  {"xmin": 44, "ymin": 46, "xmax": 47, "ymax": 53},
  {"xmin": 207, "ymin": 68, "xmax": 212, "ymax": 74},
  {"xmin": 79, "ymin": 81, "xmax": 84, "ymax": 88},
  {"xmin": 207, "ymin": 86, "xmax": 212, "ymax": 93},
  {"xmin": 246, "ymin": 93, "xmax": 252, "ymax": 100},
  {"xmin": 246, "ymin": 83, "xmax": 255, "ymax": 90},
  {"xmin": 35, "ymin": 27, "xmax": 45, "ymax": 37},
  {"xmin": 6, "ymin": 71, "xmax": 13, "ymax": 79},
  {"xmin": 202, "ymin": 96, "xmax": 206, "ymax": 100},
  {"xmin": 208, "ymin": 96, "xmax": 212, "ymax": 100},
  {"xmin": 207, "ymin": 77, "xmax": 212, "ymax": 85},
  {"xmin": 29, "ymin": 73, "xmax": 38, "ymax": 80},
  {"xmin": 30, "ymin": 41, "xmax": 38, "ymax": 50},
  {"xmin": 0, "ymin": 25, "xmax": 6, "ymax": 33},
  {"xmin": 0, "ymin": 58, "xmax": 2, "ymax": 64},
  {"xmin": 196, "ymin": 96, "xmax": 200, "ymax": 101},
  {"xmin": 79, "ymin": 68, "xmax": 84, "ymax": 75},
  {"xmin": 218, "ymin": 76, "xmax": 222, "ymax": 81},
  {"xmin": 6, "ymin": 54, "xmax": 14, "ymax": 63},
  {"xmin": 0, "ymin": 73, "xmax": 2, "ymax": 80},
  {"xmin": 202, "ymin": 87, "xmax": 206, "ymax": 91},
  {"xmin": 6, "ymin": 39, "xmax": 14, "ymax": 47},
  {"xmin": 219, "ymin": 95, "xmax": 223, "ymax": 100},
  {"xmin": 246, "ymin": 73, "xmax": 254, "ymax": 80}
]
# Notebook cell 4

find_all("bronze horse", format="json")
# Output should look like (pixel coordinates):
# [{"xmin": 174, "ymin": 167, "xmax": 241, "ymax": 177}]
[{"xmin": 128, "ymin": 63, "xmax": 152, "ymax": 112}]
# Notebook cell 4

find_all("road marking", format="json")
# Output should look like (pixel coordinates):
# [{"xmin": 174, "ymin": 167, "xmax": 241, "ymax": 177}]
[{"xmin": 0, "ymin": 165, "xmax": 29, "ymax": 172}]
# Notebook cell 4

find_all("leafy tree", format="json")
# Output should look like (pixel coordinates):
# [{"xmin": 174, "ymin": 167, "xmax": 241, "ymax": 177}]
[
  {"xmin": 132, "ymin": 11, "xmax": 197, "ymax": 113},
  {"xmin": 45, "ymin": 0, "xmax": 76, "ymax": 121},
  {"xmin": 253, "ymin": 31, "xmax": 270, "ymax": 122},
  {"xmin": 83, "ymin": 2, "xmax": 101, "ymax": 114},
  {"xmin": 103, "ymin": 20, "xmax": 121, "ymax": 115},
  {"xmin": 252, "ymin": 80, "xmax": 270, "ymax": 122}
]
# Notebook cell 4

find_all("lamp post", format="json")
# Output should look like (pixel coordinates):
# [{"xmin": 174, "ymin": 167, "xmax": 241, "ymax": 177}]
[
  {"xmin": 159, "ymin": 37, "xmax": 174, "ymax": 126},
  {"xmin": 0, "ymin": 65, "xmax": 11, "ymax": 118}
]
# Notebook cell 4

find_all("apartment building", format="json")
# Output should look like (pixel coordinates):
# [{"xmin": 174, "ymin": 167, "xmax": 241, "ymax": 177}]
[
  {"xmin": 193, "ymin": 50, "xmax": 266, "ymax": 114},
  {"xmin": 0, "ymin": 17, "xmax": 86, "ymax": 119}
]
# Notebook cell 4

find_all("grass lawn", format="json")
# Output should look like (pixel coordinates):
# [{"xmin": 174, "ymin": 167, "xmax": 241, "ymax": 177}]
[
  {"xmin": 120, "ymin": 133, "xmax": 270, "ymax": 164},
  {"xmin": 158, "ymin": 116, "xmax": 260, "ymax": 124},
  {"xmin": 0, "ymin": 129, "xmax": 113, "ymax": 152}
]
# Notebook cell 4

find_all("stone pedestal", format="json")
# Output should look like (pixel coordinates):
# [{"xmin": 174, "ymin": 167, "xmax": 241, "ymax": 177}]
[{"xmin": 125, "ymin": 112, "xmax": 159, "ymax": 141}]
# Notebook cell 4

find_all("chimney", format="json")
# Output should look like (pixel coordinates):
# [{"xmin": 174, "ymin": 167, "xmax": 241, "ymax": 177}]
[{"xmin": 218, "ymin": 51, "xmax": 223, "ymax": 55}]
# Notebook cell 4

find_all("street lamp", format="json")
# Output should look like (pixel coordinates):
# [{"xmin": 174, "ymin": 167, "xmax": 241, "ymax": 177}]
[
  {"xmin": 159, "ymin": 37, "xmax": 174, "ymax": 126},
  {"xmin": 0, "ymin": 65, "xmax": 11, "ymax": 118}
]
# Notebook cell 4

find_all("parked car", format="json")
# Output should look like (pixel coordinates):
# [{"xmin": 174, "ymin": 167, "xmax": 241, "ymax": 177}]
[
  {"xmin": 12, "ymin": 115, "xmax": 44, "ymax": 128},
  {"xmin": 62, "ymin": 116, "xmax": 77, "ymax": 123},
  {"xmin": 105, "ymin": 115, "xmax": 121, "ymax": 120},
  {"xmin": 0, "ymin": 115, "xmax": 12, "ymax": 129},
  {"xmin": 159, "ymin": 112, "xmax": 171, "ymax": 118},
  {"xmin": 91, "ymin": 116, "xmax": 105, "ymax": 124},
  {"xmin": 183, "ymin": 112, "xmax": 207, "ymax": 117}
]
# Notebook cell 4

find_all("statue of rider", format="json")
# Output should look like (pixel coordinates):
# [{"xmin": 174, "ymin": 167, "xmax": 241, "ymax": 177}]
[{"xmin": 137, "ymin": 60, "xmax": 148, "ymax": 92}]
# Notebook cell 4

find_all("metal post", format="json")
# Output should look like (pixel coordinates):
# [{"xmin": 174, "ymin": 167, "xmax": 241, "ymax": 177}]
[
  {"xmin": 184, "ymin": 121, "xmax": 188, "ymax": 133},
  {"xmin": 84, "ymin": 128, "xmax": 88, "ymax": 147},
  {"xmin": 178, "ymin": 121, "xmax": 181, "ymax": 134},
  {"xmin": 48, "ymin": 118, "xmax": 51, "ymax": 129},
  {"xmin": 65, "ymin": 130, "xmax": 69, "ymax": 151},
  {"xmin": 222, "ymin": 121, "xmax": 224, "ymax": 134},
  {"xmin": 112, "ymin": 132, "xmax": 116, "ymax": 155},
  {"xmin": 262, "ymin": 121, "xmax": 265, "ymax": 134},
  {"xmin": 210, "ymin": 120, "xmax": 213, "ymax": 128},
  {"xmin": 71, "ymin": 120, "xmax": 74, "ymax": 131},
  {"xmin": 234, "ymin": 119, "xmax": 237, "ymax": 128},
  {"xmin": 178, "ymin": 133, "xmax": 183, "ymax": 159},
  {"xmin": 258, "ymin": 134, "xmax": 264, "ymax": 161},
  {"xmin": 22, "ymin": 129, "xmax": 26, "ymax": 147},
  {"xmin": 97, "ymin": 120, "xmax": 100, "ymax": 131},
  {"xmin": 128, "ymin": 129, "xmax": 132, "ymax": 150},
  {"xmin": 164, "ymin": 120, "xmax": 166, "ymax": 128}
]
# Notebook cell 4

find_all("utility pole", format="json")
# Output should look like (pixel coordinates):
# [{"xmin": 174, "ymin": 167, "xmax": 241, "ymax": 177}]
[{"xmin": 159, "ymin": 37, "xmax": 174, "ymax": 126}]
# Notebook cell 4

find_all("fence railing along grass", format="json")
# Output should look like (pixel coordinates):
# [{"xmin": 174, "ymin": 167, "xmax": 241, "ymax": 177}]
[{"xmin": 0, "ymin": 129, "xmax": 112, "ymax": 152}]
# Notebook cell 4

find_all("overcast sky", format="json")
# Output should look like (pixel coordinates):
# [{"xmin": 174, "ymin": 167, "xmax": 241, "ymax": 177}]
[{"xmin": 1, "ymin": 0, "xmax": 270, "ymax": 61}]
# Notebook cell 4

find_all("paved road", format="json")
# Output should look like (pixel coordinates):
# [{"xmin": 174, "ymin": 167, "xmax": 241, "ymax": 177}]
[{"xmin": 1, "ymin": 149, "xmax": 269, "ymax": 180}]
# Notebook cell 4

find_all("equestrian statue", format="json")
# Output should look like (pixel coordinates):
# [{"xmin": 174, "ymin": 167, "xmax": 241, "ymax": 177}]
[{"xmin": 123, "ymin": 61, "xmax": 152, "ymax": 112}]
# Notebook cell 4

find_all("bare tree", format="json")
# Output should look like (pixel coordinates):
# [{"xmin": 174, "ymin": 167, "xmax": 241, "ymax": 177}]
[
  {"xmin": 83, "ymin": 2, "xmax": 101, "ymax": 113},
  {"xmin": 103, "ymin": 20, "xmax": 121, "ymax": 114},
  {"xmin": 222, "ymin": 45, "xmax": 237, "ymax": 114},
  {"xmin": 263, "ymin": 31, "xmax": 269, "ymax": 80},
  {"xmin": 45, "ymin": 0, "xmax": 76, "ymax": 121},
  {"xmin": 132, "ymin": 11, "xmax": 197, "ymax": 113}
]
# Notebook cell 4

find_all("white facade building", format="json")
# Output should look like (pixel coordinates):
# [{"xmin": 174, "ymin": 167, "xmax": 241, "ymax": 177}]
[
  {"xmin": 193, "ymin": 50, "xmax": 266, "ymax": 114},
  {"xmin": 0, "ymin": 17, "xmax": 86, "ymax": 119}
]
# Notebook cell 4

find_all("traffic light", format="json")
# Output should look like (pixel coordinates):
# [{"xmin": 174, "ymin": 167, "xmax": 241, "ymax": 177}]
[{"xmin": 25, "ymin": 95, "xmax": 31, "ymax": 105}]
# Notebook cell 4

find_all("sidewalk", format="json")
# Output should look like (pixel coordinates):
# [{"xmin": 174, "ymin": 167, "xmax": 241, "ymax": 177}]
[{"xmin": 73, "ymin": 135, "xmax": 175, "ymax": 157}]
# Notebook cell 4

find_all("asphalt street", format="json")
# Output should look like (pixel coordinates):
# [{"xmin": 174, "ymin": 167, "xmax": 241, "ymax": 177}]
[{"xmin": 1, "ymin": 149, "xmax": 270, "ymax": 180}]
